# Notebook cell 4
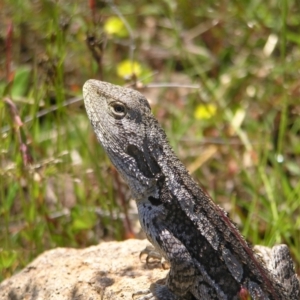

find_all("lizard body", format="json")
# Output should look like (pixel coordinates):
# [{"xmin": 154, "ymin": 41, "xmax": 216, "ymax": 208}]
[{"xmin": 83, "ymin": 79, "xmax": 299, "ymax": 300}]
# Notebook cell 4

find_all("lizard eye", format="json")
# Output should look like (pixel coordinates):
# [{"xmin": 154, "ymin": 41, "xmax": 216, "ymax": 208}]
[{"xmin": 109, "ymin": 102, "xmax": 127, "ymax": 119}]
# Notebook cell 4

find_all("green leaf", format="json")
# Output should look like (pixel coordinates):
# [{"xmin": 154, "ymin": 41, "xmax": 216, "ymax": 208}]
[
  {"xmin": 0, "ymin": 82, "xmax": 6, "ymax": 97},
  {"xmin": 11, "ymin": 67, "xmax": 31, "ymax": 97},
  {"xmin": 0, "ymin": 250, "xmax": 17, "ymax": 269},
  {"xmin": 71, "ymin": 208, "xmax": 96, "ymax": 232},
  {"xmin": 2, "ymin": 182, "xmax": 19, "ymax": 211}
]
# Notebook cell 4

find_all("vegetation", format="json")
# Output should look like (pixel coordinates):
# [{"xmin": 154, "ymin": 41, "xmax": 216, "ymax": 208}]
[{"xmin": 1, "ymin": 0, "xmax": 299, "ymax": 281}]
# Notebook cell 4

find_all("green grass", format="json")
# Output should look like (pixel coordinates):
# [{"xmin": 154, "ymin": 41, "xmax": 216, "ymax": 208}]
[{"xmin": 1, "ymin": 0, "xmax": 299, "ymax": 281}]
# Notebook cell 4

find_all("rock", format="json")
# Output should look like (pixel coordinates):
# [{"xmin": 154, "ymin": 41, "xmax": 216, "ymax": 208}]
[{"xmin": 0, "ymin": 239, "xmax": 168, "ymax": 300}]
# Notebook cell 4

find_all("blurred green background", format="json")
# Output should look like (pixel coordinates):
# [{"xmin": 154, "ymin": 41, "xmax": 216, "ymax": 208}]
[{"xmin": 1, "ymin": 0, "xmax": 299, "ymax": 281}]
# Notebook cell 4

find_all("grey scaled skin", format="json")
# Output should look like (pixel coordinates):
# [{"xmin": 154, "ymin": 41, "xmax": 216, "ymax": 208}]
[{"xmin": 83, "ymin": 79, "xmax": 300, "ymax": 300}]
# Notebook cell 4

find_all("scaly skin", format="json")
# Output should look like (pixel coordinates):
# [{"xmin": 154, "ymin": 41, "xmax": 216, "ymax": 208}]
[{"xmin": 83, "ymin": 79, "xmax": 299, "ymax": 300}]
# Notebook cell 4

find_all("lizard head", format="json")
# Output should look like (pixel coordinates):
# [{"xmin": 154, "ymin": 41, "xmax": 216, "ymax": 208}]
[{"xmin": 83, "ymin": 79, "xmax": 163, "ymax": 200}]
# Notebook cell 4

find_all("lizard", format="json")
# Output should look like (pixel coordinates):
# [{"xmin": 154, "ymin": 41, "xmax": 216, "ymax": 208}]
[{"xmin": 82, "ymin": 79, "xmax": 300, "ymax": 300}]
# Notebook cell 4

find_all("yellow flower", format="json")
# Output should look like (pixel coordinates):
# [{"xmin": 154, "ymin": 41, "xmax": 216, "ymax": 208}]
[
  {"xmin": 194, "ymin": 104, "xmax": 217, "ymax": 120},
  {"xmin": 104, "ymin": 17, "xmax": 128, "ymax": 38},
  {"xmin": 117, "ymin": 60, "xmax": 142, "ymax": 79}
]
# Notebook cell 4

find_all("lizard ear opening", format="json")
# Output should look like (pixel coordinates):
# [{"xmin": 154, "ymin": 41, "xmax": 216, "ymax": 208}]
[{"xmin": 109, "ymin": 101, "xmax": 127, "ymax": 119}]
